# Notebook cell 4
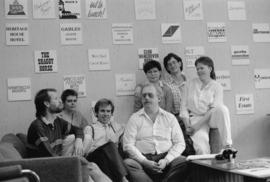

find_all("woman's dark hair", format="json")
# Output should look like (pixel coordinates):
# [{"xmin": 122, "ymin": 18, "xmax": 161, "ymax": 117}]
[
  {"xmin": 163, "ymin": 53, "xmax": 183, "ymax": 73},
  {"xmin": 94, "ymin": 98, "xmax": 115, "ymax": 116},
  {"xmin": 195, "ymin": 56, "xmax": 216, "ymax": 80},
  {"xmin": 35, "ymin": 88, "xmax": 56, "ymax": 118},
  {"xmin": 143, "ymin": 60, "xmax": 162, "ymax": 74},
  {"xmin": 61, "ymin": 89, "xmax": 78, "ymax": 103}
]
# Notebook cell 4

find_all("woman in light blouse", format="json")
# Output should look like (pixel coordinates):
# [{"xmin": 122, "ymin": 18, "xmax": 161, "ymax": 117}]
[{"xmin": 180, "ymin": 56, "xmax": 232, "ymax": 154}]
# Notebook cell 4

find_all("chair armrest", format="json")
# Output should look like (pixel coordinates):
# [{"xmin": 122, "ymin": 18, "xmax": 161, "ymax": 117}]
[
  {"xmin": 0, "ymin": 156, "xmax": 86, "ymax": 182},
  {"xmin": 0, "ymin": 165, "xmax": 22, "ymax": 180}
]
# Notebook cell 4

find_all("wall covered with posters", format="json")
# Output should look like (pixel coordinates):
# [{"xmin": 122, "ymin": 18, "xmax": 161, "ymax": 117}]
[{"xmin": 1, "ymin": 0, "xmax": 270, "ymax": 159}]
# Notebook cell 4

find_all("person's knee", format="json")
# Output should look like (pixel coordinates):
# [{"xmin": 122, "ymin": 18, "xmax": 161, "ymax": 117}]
[
  {"xmin": 124, "ymin": 158, "xmax": 143, "ymax": 170},
  {"xmin": 211, "ymin": 105, "xmax": 229, "ymax": 116}
]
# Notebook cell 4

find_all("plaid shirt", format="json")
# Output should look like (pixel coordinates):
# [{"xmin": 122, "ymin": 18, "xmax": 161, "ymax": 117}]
[{"xmin": 164, "ymin": 74, "xmax": 186, "ymax": 115}]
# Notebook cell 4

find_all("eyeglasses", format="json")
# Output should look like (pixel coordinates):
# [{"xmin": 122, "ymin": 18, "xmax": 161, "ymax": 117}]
[{"xmin": 142, "ymin": 93, "xmax": 154, "ymax": 98}]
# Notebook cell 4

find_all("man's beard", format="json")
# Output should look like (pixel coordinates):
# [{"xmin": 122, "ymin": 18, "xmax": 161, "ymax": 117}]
[{"xmin": 49, "ymin": 106, "xmax": 63, "ymax": 114}]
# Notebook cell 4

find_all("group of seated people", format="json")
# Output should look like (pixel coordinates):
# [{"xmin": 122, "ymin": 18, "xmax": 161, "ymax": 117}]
[{"xmin": 26, "ymin": 54, "xmax": 233, "ymax": 182}]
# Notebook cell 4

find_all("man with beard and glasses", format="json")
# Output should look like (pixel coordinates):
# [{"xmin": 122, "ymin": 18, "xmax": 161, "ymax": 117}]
[{"xmin": 27, "ymin": 88, "xmax": 112, "ymax": 182}]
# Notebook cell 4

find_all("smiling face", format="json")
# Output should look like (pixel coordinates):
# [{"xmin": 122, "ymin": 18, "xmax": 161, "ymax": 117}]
[
  {"xmin": 96, "ymin": 104, "xmax": 113, "ymax": 125},
  {"xmin": 196, "ymin": 62, "xmax": 212, "ymax": 80},
  {"xmin": 146, "ymin": 67, "xmax": 161, "ymax": 83},
  {"xmin": 63, "ymin": 95, "xmax": 77, "ymax": 111},
  {"xmin": 166, "ymin": 57, "xmax": 182, "ymax": 75}
]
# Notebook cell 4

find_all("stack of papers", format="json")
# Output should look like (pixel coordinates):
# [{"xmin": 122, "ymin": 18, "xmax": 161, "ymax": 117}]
[{"xmin": 186, "ymin": 154, "xmax": 217, "ymax": 161}]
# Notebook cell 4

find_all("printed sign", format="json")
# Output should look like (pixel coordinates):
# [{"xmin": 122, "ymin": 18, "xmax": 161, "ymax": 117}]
[
  {"xmin": 86, "ymin": 0, "xmax": 107, "ymax": 19},
  {"xmin": 60, "ymin": 23, "xmax": 82, "ymax": 45},
  {"xmin": 6, "ymin": 23, "xmax": 29, "ymax": 45},
  {"xmin": 88, "ymin": 49, "xmax": 110, "ymax": 71},
  {"xmin": 112, "ymin": 24, "xmax": 133, "ymax": 44},
  {"xmin": 33, "ymin": 0, "xmax": 56, "ymax": 19},
  {"xmin": 138, "ymin": 48, "xmax": 159, "ymax": 69},
  {"xmin": 185, "ymin": 46, "xmax": 205, "ymax": 67},
  {"xmin": 34, "ymin": 50, "xmax": 57, "ymax": 73},
  {"xmin": 59, "ymin": 0, "xmax": 81, "ymax": 19},
  {"xmin": 235, "ymin": 94, "xmax": 254, "ymax": 114},
  {"xmin": 7, "ymin": 77, "xmax": 31, "ymax": 101},
  {"xmin": 207, "ymin": 22, "xmax": 226, "ymax": 42},
  {"xmin": 63, "ymin": 75, "xmax": 86, "ymax": 97},
  {"xmin": 161, "ymin": 23, "xmax": 181, "ymax": 44},
  {"xmin": 183, "ymin": 0, "xmax": 203, "ymax": 20},
  {"xmin": 228, "ymin": 1, "xmax": 246, "ymax": 20},
  {"xmin": 135, "ymin": 0, "xmax": 156, "ymax": 20},
  {"xmin": 5, "ymin": 0, "xmax": 28, "ymax": 18},
  {"xmin": 254, "ymin": 69, "xmax": 270, "ymax": 89},
  {"xmin": 216, "ymin": 70, "xmax": 231, "ymax": 91},
  {"xmin": 115, "ymin": 74, "xmax": 136, "ymax": 96},
  {"xmin": 252, "ymin": 23, "xmax": 270, "ymax": 42},
  {"xmin": 231, "ymin": 45, "xmax": 250, "ymax": 65}
]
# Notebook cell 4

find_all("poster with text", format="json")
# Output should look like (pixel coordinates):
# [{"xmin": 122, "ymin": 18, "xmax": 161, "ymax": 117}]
[
  {"xmin": 135, "ymin": 0, "xmax": 156, "ymax": 20},
  {"xmin": 63, "ymin": 75, "xmax": 86, "ymax": 97},
  {"xmin": 7, "ymin": 77, "xmax": 31, "ymax": 101},
  {"xmin": 185, "ymin": 46, "xmax": 205, "ymax": 67},
  {"xmin": 254, "ymin": 69, "xmax": 270, "ymax": 89},
  {"xmin": 59, "ymin": 0, "xmax": 81, "ymax": 19},
  {"xmin": 115, "ymin": 74, "xmax": 136, "ymax": 96},
  {"xmin": 161, "ymin": 23, "xmax": 181, "ymax": 44},
  {"xmin": 228, "ymin": 1, "xmax": 246, "ymax": 20},
  {"xmin": 86, "ymin": 0, "xmax": 107, "ymax": 19},
  {"xmin": 112, "ymin": 24, "xmax": 133, "ymax": 44},
  {"xmin": 207, "ymin": 22, "xmax": 226, "ymax": 42},
  {"xmin": 88, "ymin": 49, "xmax": 110, "ymax": 71},
  {"xmin": 6, "ymin": 23, "xmax": 29, "ymax": 45},
  {"xmin": 235, "ymin": 94, "xmax": 254, "ymax": 114},
  {"xmin": 183, "ymin": 0, "xmax": 203, "ymax": 20},
  {"xmin": 231, "ymin": 45, "xmax": 250, "ymax": 65},
  {"xmin": 33, "ymin": 0, "xmax": 56, "ymax": 19},
  {"xmin": 138, "ymin": 48, "xmax": 159, "ymax": 69},
  {"xmin": 60, "ymin": 23, "xmax": 82, "ymax": 45},
  {"xmin": 34, "ymin": 50, "xmax": 57, "ymax": 73},
  {"xmin": 252, "ymin": 23, "xmax": 270, "ymax": 42},
  {"xmin": 5, "ymin": 0, "xmax": 28, "ymax": 19},
  {"xmin": 216, "ymin": 70, "xmax": 231, "ymax": 91}
]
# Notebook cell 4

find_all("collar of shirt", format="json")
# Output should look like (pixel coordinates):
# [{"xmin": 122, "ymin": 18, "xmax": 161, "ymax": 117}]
[
  {"xmin": 138, "ymin": 107, "xmax": 167, "ymax": 118},
  {"xmin": 166, "ymin": 74, "xmax": 186, "ymax": 87},
  {"xmin": 41, "ymin": 117, "xmax": 55, "ymax": 127}
]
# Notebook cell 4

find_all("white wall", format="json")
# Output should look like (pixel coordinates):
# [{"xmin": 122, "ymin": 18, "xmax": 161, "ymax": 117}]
[{"xmin": 1, "ymin": 0, "xmax": 270, "ymax": 159}]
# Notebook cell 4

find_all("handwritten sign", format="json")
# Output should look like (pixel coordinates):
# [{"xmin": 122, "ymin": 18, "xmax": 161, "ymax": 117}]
[
  {"xmin": 112, "ymin": 24, "xmax": 133, "ymax": 44},
  {"xmin": 5, "ymin": 0, "xmax": 28, "ymax": 19},
  {"xmin": 207, "ymin": 22, "xmax": 226, "ymax": 42},
  {"xmin": 59, "ymin": 0, "xmax": 81, "ymax": 19},
  {"xmin": 231, "ymin": 45, "xmax": 250, "ymax": 65},
  {"xmin": 135, "ymin": 0, "xmax": 156, "ymax": 20},
  {"xmin": 63, "ymin": 75, "xmax": 86, "ymax": 97},
  {"xmin": 60, "ymin": 23, "xmax": 82, "ymax": 45},
  {"xmin": 33, "ymin": 0, "xmax": 56, "ymax": 19},
  {"xmin": 161, "ymin": 23, "xmax": 181, "ymax": 44},
  {"xmin": 6, "ymin": 23, "xmax": 29, "ymax": 45},
  {"xmin": 216, "ymin": 70, "xmax": 231, "ymax": 91},
  {"xmin": 88, "ymin": 49, "xmax": 110, "ymax": 71},
  {"xmin": 86, "ymin": 0, "xmax": 107, "ymax": 19},
  {"xmin": 252, "ymin": 23, "xmax": 270, "ymax": 42},
  {"xmin": 183, "ymin": 0, "xmax": 203, "ymax": 20},
  {"xmin": 138, "ymin": 48, "xmax": 159, "ymax": 69},
  {"xmin": 34, "ymin": 50, "xmax": 57, "ymax": 73},
  {"xmin": 7, "ymin": 77, "xmax": 31, "ymax": 101},
  {"xmin": 254, "ymin": 69, "xmax": 270, "ymax": 89},
  {"xmin": 235, "ymin": 94, "xmax": 254, "ymax": 114},
  {"xmin": 228, "ymin": 1, "xmax": 246, "ymax": 20},
  {"xmin": 115, "ymin": 74, "xmax": 136, "ymax": 96},
  {"xmin": 185, "ymin": 46, "xmax": 205, "ymax": 67}
]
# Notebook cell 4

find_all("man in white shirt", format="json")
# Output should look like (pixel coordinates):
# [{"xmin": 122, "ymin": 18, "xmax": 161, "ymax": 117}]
[{"xmin": 123, "ymin": 83, "xmax": 188, "ymax": 182}]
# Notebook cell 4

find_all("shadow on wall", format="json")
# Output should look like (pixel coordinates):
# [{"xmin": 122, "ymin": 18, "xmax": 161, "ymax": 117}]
[{"xmin": 233, "ymin": 115, "xmax": 270, "ymax": 160}]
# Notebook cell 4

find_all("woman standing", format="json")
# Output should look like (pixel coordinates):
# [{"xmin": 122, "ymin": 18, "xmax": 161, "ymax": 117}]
[{"xmin": 181, "ymin": 56, "xmax": 232, "ymax": 154}]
